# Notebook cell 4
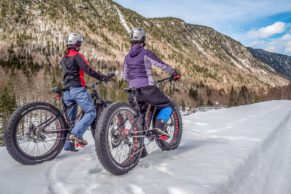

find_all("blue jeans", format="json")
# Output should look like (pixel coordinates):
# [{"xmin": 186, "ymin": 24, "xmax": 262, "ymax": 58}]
[{"xmin": 63, "ymin": 87, "xmax": 96, "ymax": 149}]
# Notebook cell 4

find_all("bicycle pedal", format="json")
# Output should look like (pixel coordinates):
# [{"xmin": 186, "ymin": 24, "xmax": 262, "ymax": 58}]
[
  {"xmin": 148, "ymin": 136, "xmax": 155, "ymax": 141},
  {"xmin": 75, "ymin": 143, "xmax": 85, "ymax": 148},
  {"xmin": 159, "ymin": 135, "xmax": 169, "ymax": 141}
]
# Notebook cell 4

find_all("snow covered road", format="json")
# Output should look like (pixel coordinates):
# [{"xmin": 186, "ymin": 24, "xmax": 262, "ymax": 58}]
[{"xmin": 1, "ymin": 101, "xmax": 291, "ymax": 194}]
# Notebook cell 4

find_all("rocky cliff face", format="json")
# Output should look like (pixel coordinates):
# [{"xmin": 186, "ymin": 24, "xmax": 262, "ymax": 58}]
[
  {"xmin": 248, "ymin": 47, "xmax": 291, "ymax": 80},
  {"xmin": 0, "ymin": 0, "xmax": 289, "ymax": 106}
]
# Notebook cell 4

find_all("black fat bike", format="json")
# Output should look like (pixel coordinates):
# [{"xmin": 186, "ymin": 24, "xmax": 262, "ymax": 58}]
[
  {"xmin": 4, "ymin": 76, "xmax": 114, "ymax": 165},
  {"xmin": 95, "ymin": 77, "xmax": 183, "ymax": 175}
]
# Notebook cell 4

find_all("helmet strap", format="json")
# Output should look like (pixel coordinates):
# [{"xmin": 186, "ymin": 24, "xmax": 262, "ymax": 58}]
[
  {"xmin": 75, "ymin": 46, "xmax": 81, "ymax": 51},
  {"xmin": 131, "ymin": 41, "xmax": 145, "ymax": 47},
  {"xmin": 67, "ymin": 45, "xmax": 81, "ymax": 51}
]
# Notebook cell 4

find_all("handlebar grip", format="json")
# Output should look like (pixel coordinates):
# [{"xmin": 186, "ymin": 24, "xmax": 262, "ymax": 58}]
[
  {"xmin": 107, "ymin": 73, "xmax": 115, "ymax": 80},
  {"xmin": 172, "ymin": 74, "xmax": 181, "ymax": 81}
]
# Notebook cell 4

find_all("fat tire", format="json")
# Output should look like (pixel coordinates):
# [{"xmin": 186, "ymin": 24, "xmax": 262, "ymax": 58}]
[
  {"xmin": 4, "ymin": 102, "xmax": 67, "ymax": 165},
  {"xmin": 90, "ymin": 101, "xmax": 112, "ymax": 140},
  {"xmin": 95, "ymin": 102, "xmax": 143, "ymax": 175}
]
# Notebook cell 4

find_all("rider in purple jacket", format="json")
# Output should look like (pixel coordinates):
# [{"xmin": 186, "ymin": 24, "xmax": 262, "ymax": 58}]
[{"xmin": 123, "ymin": 28, "xmax": 181, "ymax": 139}]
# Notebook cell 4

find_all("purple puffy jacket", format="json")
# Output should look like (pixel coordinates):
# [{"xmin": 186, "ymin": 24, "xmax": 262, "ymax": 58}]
[{"xmin": 123, "ymin": 44, "xmax": 175, "ymax": 88}]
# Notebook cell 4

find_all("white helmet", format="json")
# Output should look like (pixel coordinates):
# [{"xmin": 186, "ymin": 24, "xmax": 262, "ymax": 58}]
[
  {"xmin": 66, "ymin": 32, "xmax": 84, "ymax": 48},
  {"xmin": 130, "ymin": 28, "xmax": 146, "ymax": 43}
]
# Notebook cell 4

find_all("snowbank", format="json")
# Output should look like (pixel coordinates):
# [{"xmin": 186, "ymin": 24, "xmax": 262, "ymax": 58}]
[{"xmin": 1, "ymin": 100, "xmax": 291, "ymax": 194}]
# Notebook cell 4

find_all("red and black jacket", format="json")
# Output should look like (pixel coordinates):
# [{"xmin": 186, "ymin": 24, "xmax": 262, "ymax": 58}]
[{"xmin": 60, "ymin": 49, "xmax": 105, "ymax": 89}]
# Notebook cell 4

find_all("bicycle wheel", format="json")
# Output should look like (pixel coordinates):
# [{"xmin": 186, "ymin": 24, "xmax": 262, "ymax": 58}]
[
  {"xmin": 90, "ymin": 101, "xmax": 112, "ymax": 139},
  {"xmin": 95, "ymin": 102, "xmax": 143, "ymax": 175},
  {"xmin": 155, "ymin": 106, "xmax": 183, "ymax": 151},
  {"xmin": 4, "ymin": 102, "xmax": 68, "ymax": 165}
]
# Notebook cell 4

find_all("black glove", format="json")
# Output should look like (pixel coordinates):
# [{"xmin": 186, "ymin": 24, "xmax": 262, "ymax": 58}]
[
  {"xmin": 171, "ymin": 71, "xmax": 181, "ymax": 81},
  {"xmin": 102, "ymin": 72, "xmax": 115, "ymax": 82}
]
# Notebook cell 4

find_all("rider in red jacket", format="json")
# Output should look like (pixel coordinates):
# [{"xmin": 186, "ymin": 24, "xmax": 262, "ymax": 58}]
[{"xmin": 60, "ymin": 33, "xmax": 113, "ymax": 151}]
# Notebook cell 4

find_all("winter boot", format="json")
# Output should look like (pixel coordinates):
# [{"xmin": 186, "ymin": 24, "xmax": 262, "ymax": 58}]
[
  {"xmin": 154, "ymin": 120, "xmax": 170, "ymax": 140},
  {"xmin": 69, "ymin": 134, "xmax": 88, "ymax": 146},
  {"xmin": 64, "ymin": 141, "xmax": 79, "ymax": 152}
]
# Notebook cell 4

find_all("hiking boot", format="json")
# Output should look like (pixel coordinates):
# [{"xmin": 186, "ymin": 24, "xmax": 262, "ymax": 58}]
[
  {"xmin": 69, "ymin": 134, "xmax": 88, "ymax": 146},
  {"xmin": 154, "ymin": 120, "xmax": 170, "ymax": 140},
  {"xmin": 64, "ymin": 141, "xmax": 79, "ymax": 152}
]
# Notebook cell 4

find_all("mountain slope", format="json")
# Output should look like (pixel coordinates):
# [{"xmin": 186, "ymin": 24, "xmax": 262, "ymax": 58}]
[
  {"xmin": 248, "ymin": 47, "xmax": 291, "ymax": 80},
  {"xmin": 0, "ymin": 0, "xmax": 289, "ymax": 107}
]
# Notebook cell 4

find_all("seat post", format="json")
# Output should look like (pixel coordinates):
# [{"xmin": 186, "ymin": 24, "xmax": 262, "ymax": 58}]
[{"xmin": 132, "ymin": 94, "xmax": 142, "ymax": 115}]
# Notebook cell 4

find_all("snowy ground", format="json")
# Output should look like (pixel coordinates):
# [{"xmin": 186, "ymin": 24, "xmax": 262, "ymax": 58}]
[{"xmin": 1, "ymin": 100, "xmax": 291, "ymax": 194}]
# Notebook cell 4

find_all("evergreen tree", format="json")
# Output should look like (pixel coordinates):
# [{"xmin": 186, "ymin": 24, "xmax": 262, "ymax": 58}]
[
  {"xmin": 229, "ymin": 86, "xmax": 238, "ymax": 106},
  {"xmin": 207, "ymin": 100, "xmax": 213, "ymax": 106},
  {"xmin": 239, "ymin": 85, "xmax": 249, "ymax": 104},
  {"xmin": 181, "ymin": 98, "xmax": 186, "ymax": 112},
  {"xmin": 188, "ymin": 87, "xmax": 198, "ymax": 101},
  {"xmin": 206, "ymin": 87, "xmax": 212, "ymax": 97},
  {"xmin": 197, "ymin": 94, "xmax": 204, "ymax": 106},
  {"xmin": 0, "ymin": 85, "xmax": 17, "ymax": 146}
]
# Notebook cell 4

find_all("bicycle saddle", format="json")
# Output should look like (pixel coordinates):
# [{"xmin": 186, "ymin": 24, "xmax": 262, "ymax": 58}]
[
  {"xmin": 124, "ymin": 88, "xmax": 137, "ymax": 94},
  {"xmin": 51, "ymin": 87, "xmax": 66, "ymax": 93}
]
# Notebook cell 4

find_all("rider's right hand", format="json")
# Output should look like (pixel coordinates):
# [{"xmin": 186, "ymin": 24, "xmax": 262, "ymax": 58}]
[
  {"xmin": 172, "ymin": 71, "xmax": 181, "ymax": 81},
  {"xmin": 103, "ymin": 72, "xmax": 115, "ymax": 82}
]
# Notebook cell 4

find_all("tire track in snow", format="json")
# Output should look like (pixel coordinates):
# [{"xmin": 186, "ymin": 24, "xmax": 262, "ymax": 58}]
[
  {"xmin": 212, "ymin": 105, "xmax": 291, "ymax": 194},
  {"xmin": 46, "ymin": 155, "xmax": 71, "ymax": 194},
  {"xmin": 45, "ymin": 144, "xmax": 102, "ymax": 194}
]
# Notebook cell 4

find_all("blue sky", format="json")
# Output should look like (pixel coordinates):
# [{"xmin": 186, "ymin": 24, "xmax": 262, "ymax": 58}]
[{"xmin": 113, "ymin": 0, "xmax": 291, "ymax": 56}]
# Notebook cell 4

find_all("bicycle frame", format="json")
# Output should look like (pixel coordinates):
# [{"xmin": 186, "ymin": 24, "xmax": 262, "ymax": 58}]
[
  {"xmin": 37, "ymin": 81, "xmax": 109, "ymax": 135},
  {"xmin": 124, "ymin": 77, "xmax": 174, "ymax": 139}
]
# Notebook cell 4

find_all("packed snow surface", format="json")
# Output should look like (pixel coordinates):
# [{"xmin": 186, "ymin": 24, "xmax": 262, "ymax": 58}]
[{"xmin": 1, "ymin": 101, "xmax": 291, "ymax": 194}]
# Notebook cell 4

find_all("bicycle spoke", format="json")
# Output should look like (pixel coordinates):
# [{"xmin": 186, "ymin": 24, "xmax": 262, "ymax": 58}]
[
  {"xmin": 106, "ymin": 108, "xmax": 143, "ymax": 166},
  {"xmin": 42, "ymin": 141, "xmax": 49, "ymax": 153},
  {"xmin": 32, "ymin": 142, "xmax": 36, "ymax": 156},
  {"xmin": 36, "ymin": 142, "xmax": 40, "ymax": 156},
  {"xmin": 15, "ymin": 109, "xmax": 62, "ymax": 157},
  {"xmin": 20, "ymin": 141, "xmax": 31, "ymax": 153},
  {"xmin": 42, "ymin": 138, "xmax": 58, "ymax": 142}
]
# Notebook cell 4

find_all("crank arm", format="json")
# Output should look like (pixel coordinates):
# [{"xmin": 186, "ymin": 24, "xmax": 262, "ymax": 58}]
[
  {"xmin": 43, "ymin": 128, "xmax": 69, "ymax": 134},
  {"xmin": 42, "ymin": 138, "xmax": 68, "ymax": 142},
  {"xmin": 130, "ymin": 140, "xmax": 153, "ymax": 157},
  {"xmin": 130, "ymin": 128, "xmax": 156, "ymax": 135},
  {"xmin": 130, "ymin": 135, "xmax": 147, "ymax": 138}
]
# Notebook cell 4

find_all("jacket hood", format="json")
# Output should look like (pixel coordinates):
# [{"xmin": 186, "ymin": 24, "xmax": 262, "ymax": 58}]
[{"xmin": 129, "ymin": 44, "xmax": 144, "ymax": 57}]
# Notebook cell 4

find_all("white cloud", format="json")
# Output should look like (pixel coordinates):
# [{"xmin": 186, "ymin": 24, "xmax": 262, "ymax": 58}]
[
  {"xmin": 248, "ymin": 40, "xmax": 267, "ymax": 47},
  {"xmin": 281, "ymin": 34, "xmax": 291, "ymax": 40},
  {"xmin": 285, "ymin": 42, "xmax": 291, "ymax": 54},
  {"xmin": 247, "ymin": 22, "xmax": 286, "ymax": 39},
  {"xmin": 265, "ymin": 46, "xmax": 277, "ymax": 53},
  {"xmin": 247, "ymin": 33, "xmax": 291, "ymax": 55}
]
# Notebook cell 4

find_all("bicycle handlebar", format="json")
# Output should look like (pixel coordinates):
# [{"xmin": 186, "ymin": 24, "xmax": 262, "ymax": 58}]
[
  {"xmin": 52, "ymin": 74, "xmax": 175, "ymax": 94},
  {"xmin": 154, "ymin": 76, "xmax": 174, "ymax": 85},
  {"xmin": 51, "ymin": 74, "xmax": 116, "ymax": 92},
  {"xmin": 87, "ymin": 74, "xmax": 116, "ymax": 89}
]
